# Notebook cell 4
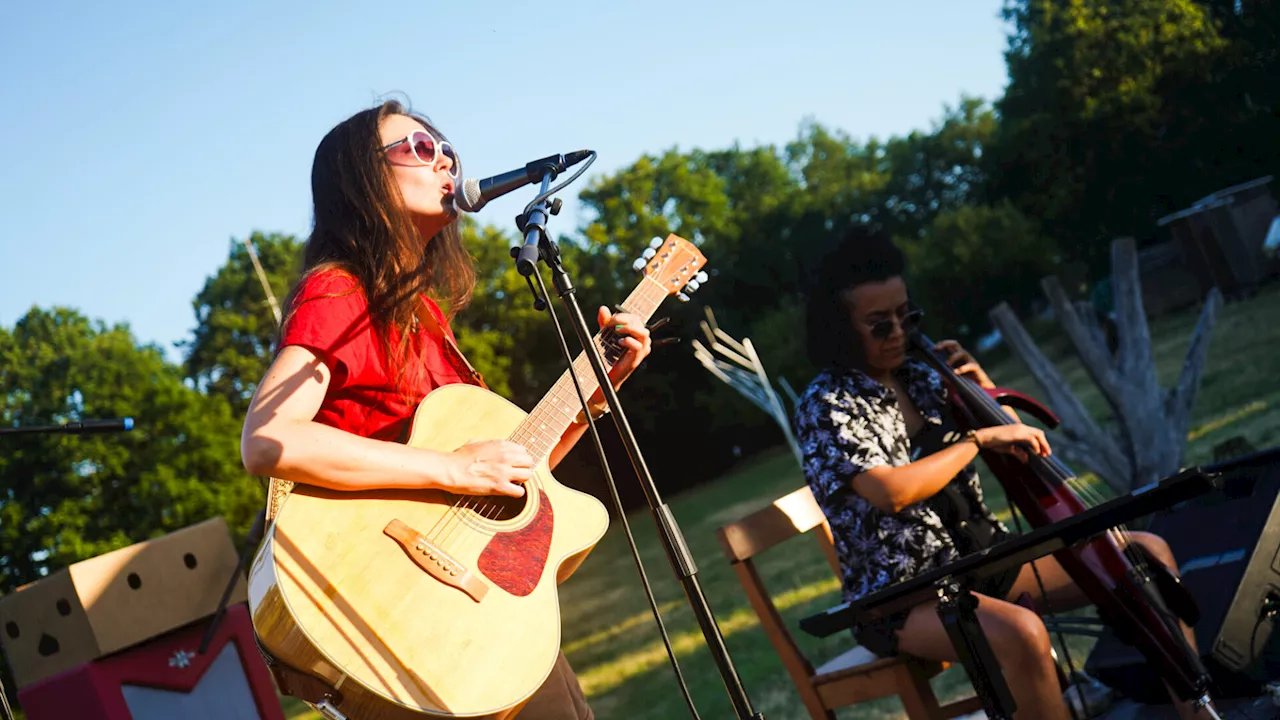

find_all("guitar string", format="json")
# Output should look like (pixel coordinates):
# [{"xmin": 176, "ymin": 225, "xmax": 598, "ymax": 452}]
[
  {"xmin": 431, "ymin": 274, "xmax": 666, "ymax": 554},
  {"xmin": 426, "ymin": 298, "xmax": 644, "ymax": 553},
  {"xmin": 437, "ymin": 322, "xmax": 631, "ymax": 553}
]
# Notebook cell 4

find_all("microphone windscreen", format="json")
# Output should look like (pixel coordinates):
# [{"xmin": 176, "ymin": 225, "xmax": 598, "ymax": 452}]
[{"xmin": 457, "ymin": 178, "xmax": 485, "ymax": 213}]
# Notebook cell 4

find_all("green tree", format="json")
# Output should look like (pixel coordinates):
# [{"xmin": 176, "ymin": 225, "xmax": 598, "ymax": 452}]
[
  {"xmin": 991, "ymin": 0, "xmax": 1232, "ymax": 273},
  {"xmin": 182, "ymin": 232, "xmax": 303, "ymax": 416},
  {"xmin": 903, "ymin": 201, "xmax": 1059, "ymax": 345},
  {"xmin": 880, "ymin": 96, "xmax": 998, "ymax": 238},
  {"xmin": 0, "ymin": 307, "xmax": 260, "ymax": 592}
]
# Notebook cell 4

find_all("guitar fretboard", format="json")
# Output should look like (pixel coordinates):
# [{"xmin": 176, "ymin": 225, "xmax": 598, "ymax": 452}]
[{"xmin": 509, "ymin": 277, "xmax": 668, "ymax": 461}]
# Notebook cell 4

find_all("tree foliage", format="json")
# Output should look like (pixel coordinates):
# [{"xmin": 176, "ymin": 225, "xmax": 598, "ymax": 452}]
[
  {"xmin": 182, "ymin": 232, "xmax": 303, "ymax": 417},
  {"xmin": 991, "ymin": 0, "xmax": 1280, "ymax": 274},
  {"xmin": 0, "ymin": 309, "xmax": 259, "ymax": 595}
]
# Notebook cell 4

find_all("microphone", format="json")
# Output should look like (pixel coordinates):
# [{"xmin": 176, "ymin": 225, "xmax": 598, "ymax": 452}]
[
  {"xmin": 456, "ymin": 150, "xmax": 591, "ymax": 213},
  {"xmin": 0, "ymin": 418, "xmax": 135, "ymax": 436}
]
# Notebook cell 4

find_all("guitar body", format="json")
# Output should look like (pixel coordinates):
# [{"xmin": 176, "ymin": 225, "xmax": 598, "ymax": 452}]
[{"xmin": 247, "ymin": 383, "xmax": 610, "ymax": 719}]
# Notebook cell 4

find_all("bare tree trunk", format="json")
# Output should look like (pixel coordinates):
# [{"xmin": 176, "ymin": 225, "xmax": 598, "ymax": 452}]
[{"xmin": 988, "ymin": 237, "xmax": 1222, "ymax": 494}]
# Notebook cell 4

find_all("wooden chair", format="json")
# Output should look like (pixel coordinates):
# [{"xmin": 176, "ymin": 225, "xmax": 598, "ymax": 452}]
[{"xmin": 715, "ymin": 486, "xmax": 983, "ymax": 720}]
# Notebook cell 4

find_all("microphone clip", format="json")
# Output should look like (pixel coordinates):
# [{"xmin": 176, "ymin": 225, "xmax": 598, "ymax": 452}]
[{"xmin": 514, "ymin": 197, "xmax": 563, "ymax": 234}]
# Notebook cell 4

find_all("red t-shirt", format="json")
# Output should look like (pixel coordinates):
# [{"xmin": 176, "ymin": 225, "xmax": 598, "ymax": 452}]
[{"xmin": 278, "ymin": 269, "xmax": 481, "ymax": 442}]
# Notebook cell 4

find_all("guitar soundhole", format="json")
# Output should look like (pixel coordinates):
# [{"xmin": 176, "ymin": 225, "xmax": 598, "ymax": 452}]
[{"xmin": 461, "ymin": 491, "xmax": 527, "ymax": 522}]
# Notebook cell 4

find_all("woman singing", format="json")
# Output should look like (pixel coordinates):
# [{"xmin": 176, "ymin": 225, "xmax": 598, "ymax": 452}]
[
  {"xmin": 240, "ymin": 100, "xmax": 651, "ymax": 720},
  {"xmin": 793, "ymin": 224, "xmax": 1209, "ymax": 719}
]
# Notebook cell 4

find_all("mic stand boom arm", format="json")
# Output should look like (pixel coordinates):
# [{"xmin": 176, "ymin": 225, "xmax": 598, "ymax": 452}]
[{"xmin": 512, "ymin": 165, "xmax": 764, "ymax": 720}]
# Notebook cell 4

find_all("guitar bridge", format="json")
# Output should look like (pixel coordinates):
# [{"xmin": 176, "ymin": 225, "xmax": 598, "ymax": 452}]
[{"xmin": 383, "ymin": 519, "xmax": 489, "ymax": 602}]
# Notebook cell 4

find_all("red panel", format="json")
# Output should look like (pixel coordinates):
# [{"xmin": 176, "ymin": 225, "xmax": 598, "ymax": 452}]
[
  {"xmin": 477, "ymin": 491, "xmax": 554, "ymax": 596},
  {"xmin": 16, "ymin": 603, "xmax": 284, "ymax": 720}
]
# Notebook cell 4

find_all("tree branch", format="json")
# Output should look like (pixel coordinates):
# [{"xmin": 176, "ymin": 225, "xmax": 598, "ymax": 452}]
[
  {"xmin": 1040, "ymin": 275, "xmax": 1126, "ymax": 414},
  {"xmin": 989, "ymin": 302, "xmax": 1132, "ymax": 493},
  {"xmin": 1165, "ymin": 288, "xmax": 1222, "ymax": 446}
]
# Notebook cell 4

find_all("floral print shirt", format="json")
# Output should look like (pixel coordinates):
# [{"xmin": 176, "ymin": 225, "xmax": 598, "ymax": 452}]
[{"xmin": 793, "ymin": 359, "xmax": 1008, "ymax": 604}]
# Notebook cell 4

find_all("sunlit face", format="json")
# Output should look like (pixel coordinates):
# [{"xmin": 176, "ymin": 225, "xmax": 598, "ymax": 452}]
[
  {"xmin": 378, "ymin": 113, "xmax": 457, "ymax": 241},
  {"xmin": 840, "ymin": 276, "xmax": 919, "ymax": 374}
]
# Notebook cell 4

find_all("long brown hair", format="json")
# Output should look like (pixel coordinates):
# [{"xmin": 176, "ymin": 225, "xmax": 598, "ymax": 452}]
[{"xmin": 280, "ymin": 99, "xmax": 475, "ymax": 388}]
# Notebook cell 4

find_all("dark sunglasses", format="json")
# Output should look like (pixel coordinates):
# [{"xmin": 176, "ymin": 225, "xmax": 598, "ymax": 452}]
[
  {"xmin": 382, "ymin": 129, "xmax": 460, "ymax": 179},
  {"xmin": 866, "ymin": 308, "xmax": 924, "ymax": 340}
]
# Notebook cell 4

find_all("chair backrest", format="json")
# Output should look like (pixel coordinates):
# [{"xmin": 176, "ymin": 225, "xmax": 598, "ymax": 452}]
[
  {"xmin": 714, "ymin": 485, "xmax": 843, "ymax": 688},
  {"xmin": 716, "ymin": 485, "xmax": 841, "ymax": 576}
]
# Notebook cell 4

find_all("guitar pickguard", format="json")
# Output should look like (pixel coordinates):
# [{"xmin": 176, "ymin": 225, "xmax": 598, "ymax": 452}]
[{"xmin": 477, "ymin": 492, "xmax": 555, "ymax": 596}]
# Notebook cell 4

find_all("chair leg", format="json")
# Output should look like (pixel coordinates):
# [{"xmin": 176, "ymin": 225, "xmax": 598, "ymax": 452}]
[
  {"xmin": 895, "ymin": 662, "xmax": 946, "ymax": 720},
  {"xmin": 796, "ymin": 681, "xmax": 837, "ymax": 720}
]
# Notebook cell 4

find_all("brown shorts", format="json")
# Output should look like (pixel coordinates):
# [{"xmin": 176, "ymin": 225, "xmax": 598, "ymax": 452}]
[{"xmin": 517, "ymin": 651, "xmax": 594, "ymax": 720}]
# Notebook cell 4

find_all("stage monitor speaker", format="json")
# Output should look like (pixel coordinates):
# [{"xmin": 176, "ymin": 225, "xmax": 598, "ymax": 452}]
[{"xmin": 1084, "ymin": 447, "xmax": 1280, "ymax": 703}]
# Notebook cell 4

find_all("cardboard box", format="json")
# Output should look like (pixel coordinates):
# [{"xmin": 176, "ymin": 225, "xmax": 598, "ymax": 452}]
[
  {"xmin": 0, "ymin": 517, "xmax": 248, "ymax": 688},
  {"xmin": 15, "ymin": 603, "xmax": 284, "ymax": 720}
]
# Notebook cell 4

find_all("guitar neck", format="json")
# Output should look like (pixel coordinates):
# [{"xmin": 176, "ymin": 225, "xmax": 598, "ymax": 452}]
[{"xmin": 510, "ymin": 277, "xmax": 668, "ymax": 461}]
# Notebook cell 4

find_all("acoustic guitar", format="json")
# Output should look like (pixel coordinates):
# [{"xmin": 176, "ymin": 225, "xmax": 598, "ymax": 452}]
[{"xmin": 247, "ymin": 235, "xmax": 708, "ymax": 719}]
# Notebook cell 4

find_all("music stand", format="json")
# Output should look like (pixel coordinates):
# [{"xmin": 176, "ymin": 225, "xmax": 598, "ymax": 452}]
[{"xmin": 799, "ymin": 466, "xmax": 1221, "ymax": 719}]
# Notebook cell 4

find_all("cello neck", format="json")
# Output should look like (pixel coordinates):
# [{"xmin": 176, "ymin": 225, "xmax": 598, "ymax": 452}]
[{"xmin": 908, "ymin": 331, "xmax": 1012, "ymax": 427}]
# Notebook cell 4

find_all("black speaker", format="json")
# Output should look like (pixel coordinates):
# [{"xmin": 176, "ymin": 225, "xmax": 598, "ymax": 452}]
[{"xmin": 1083, "ymin": 447, "xmax": 1280, "ymax": 703}]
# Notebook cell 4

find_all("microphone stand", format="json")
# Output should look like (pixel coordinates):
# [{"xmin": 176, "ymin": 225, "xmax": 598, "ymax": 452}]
[
  {"xmin": 510, "ymin": 162, "xmax": 764, "ymax": 720},
  {"xmin": 0, "ymin": 418, "xmax": 134, "ymax": 435}
]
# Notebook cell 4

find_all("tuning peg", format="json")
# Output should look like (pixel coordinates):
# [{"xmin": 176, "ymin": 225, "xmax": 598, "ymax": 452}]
[
  {"xmin": 642, "ymin": 248, "xmax": 657, "ymax": 260},
  {"xmin": 677, "ymin": 292, "xmax": 691, "ymax": 303},
  {"xmin": 695, "ymin": 271, "xmax": 708, "ymax": 283},
  {"xmin": 632, "ymin": 258, "xmax": 647, "ymax": 272},
  {"xmin": 685, "ymin": 280, "xmax": 701, "ymax": 293},
  {"xmin": 649, "ymin": 237, "xmax": 664, "ymax": 249}
]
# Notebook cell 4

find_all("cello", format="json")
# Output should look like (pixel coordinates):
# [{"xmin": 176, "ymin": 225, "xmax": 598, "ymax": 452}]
[{"xmin": 908, "ymin": 329, "xmax": 1219, "ymax": 714}]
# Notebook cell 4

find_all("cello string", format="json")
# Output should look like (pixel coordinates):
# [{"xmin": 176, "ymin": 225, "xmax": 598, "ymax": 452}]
[{"xmin": 962, "ymin": 363, "xmax": 1150, "ymax": 566}]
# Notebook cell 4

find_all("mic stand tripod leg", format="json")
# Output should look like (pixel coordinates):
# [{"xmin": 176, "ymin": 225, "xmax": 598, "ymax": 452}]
[{"xmin": 937, "ymin": 579, "xmax": 1017, "ymax": 720}]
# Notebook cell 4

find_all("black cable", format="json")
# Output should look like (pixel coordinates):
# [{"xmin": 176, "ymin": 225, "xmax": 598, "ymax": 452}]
[
  {"xmin": 522, "ymin": 153, "xmax": 597, "ymax": 218},
  {"xmin": 526, "ymin": 259, "xmax": 701, "ymax": 719},
  {"xmin": 1248, "ymin": 597, "xmax": 1280, "ymax": 668},
  {"xmin": 1006, "ymin": 503, "xmax": 1092, "ymax": 720}
]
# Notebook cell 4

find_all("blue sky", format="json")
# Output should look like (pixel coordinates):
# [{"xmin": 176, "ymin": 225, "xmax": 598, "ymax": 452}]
[{"xmin": 0, "ymin": 0, "xmax": 1011, "ymax": 363}]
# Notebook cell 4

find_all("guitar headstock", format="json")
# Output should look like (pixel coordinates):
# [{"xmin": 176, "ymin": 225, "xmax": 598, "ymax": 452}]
[{"xmin": 631, "ymin": 234, "xmax": 709, "ymax": 302}]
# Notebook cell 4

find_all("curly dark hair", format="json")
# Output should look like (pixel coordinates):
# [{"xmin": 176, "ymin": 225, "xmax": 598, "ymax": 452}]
[{"xmin": 804, "ymin": 223, "xmax": 907, "ymax": 370}]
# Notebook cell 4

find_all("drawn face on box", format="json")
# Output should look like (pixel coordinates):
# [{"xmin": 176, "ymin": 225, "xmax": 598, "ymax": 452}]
[{"xmin": 0, "ymin": 518, "xmax": 246, "ymax": 689}]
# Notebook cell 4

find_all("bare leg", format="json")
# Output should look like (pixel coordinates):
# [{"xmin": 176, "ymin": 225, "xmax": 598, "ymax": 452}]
[
  {"xmin": 1126, "ymin": 532, "xmax": 1217, "ymax": 720},
  {"xmin": 1005, "ymin": 532, "xmax": 1215, "ymax": 720},
  {"xmin": 896, "ymin": 593, "xmax": 1072, "ymax": 720}
]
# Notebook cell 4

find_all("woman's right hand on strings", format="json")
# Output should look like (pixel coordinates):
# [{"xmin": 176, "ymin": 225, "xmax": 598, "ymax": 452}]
[
  {"xmin": 974, "ymin": 424, "xmax": 1051, "ymax": 462},
  {"xmin": 446, "ymin": 440, "xmax": 534, "ymax": 497}
]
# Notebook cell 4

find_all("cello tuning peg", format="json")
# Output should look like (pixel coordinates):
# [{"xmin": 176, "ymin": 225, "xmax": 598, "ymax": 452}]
[
  {"xmin": 632, "ymin": 257, "xmax": 647, "ymax": 272},
  {"xmin": 676, "ymin": 292, "xmax": 691, "ymax": 303},
  {"xmin": 694, "ymin": 271, "xmax": 708, "ymax": 283},
  {"xmin": 649, "ymin": 237, "xmax": 665, "ymax": 249}
]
